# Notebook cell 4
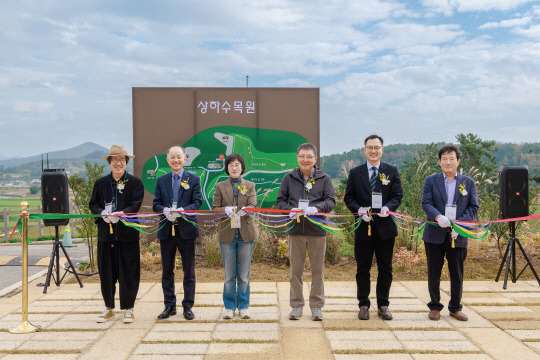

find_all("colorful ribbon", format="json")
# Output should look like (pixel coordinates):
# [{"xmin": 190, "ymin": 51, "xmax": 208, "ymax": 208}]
[{"xmin": 6, "ymin": 208, "xmax": 538, "ymax": 241}]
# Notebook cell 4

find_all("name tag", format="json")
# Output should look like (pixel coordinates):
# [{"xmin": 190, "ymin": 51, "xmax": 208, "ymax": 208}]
[
  {"xmin": 105, "ymin": 202, "xmax": 113, "ymax": 213},
  {"xmin": 172, "ymin": 202, "xmax": 178, "ymax": 210},
  {"xmin": 371, "ymin": 192, "xmax": 383, "ymax": 209},
  {"xmin": 298, "ymin": 199, "xmax": 309, "ymax": 211},
  {"xmin": 231, "ymin": 214, "xmax": 241, "ymax": 228},
  {"xmin": 445, "ymin": 204, "xmax": 457, "ymax": 221}
]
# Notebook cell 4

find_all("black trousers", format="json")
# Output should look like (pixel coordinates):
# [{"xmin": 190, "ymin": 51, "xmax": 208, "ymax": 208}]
[
  {"xmin": 160, "ymin": 236, "xmax": 196, "ymax": 309},
  {"xmin": 354, "ymin": 229, "xmax": 395, "ymax": 309},
  {"xmin": 97, "ymin": 241, "xmax": 140, "ymax": 310},
  {"xmin": 425, "ymin": 235, "xmax": 467, "ymax": 313}
]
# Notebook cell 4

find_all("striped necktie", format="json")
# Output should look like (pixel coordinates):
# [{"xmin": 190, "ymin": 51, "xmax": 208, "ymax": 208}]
[
  {"xmin": 370, "ymin": 167, "xmax": 378, "ymax": 191},
  {"xmin": 172, "ymin": 174, "xmax": 180, "ymax": 203}
]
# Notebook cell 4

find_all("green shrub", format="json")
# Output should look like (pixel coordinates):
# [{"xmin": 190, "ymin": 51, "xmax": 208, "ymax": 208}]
[
  {"xmin": 253, "ymin": 226, "xmax": 278, "ymax": 263},
  {"xmin": 338, "ymin": 242, "xmax": 354, "ymax": 258},
  {"xmin": 325, "ymin": 233, "xmax": 343, "ymax": 265},
  {"xmin": 198, "ymin": 230, "xmax": 222, "ymax": 267}
]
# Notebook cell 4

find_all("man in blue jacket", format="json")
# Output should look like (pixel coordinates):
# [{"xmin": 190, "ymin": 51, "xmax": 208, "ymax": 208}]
[
  {"xmin": 421, "ymin": 145, "xmax": 479, "ymax": 321},
  {"xmin": 153, "ymin": 145, "xmax": 202, "ymax": 320}
]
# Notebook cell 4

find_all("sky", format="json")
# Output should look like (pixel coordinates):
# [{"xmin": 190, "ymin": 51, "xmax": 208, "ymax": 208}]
[{"xmin": 1, "ymin": 0, "xmax": 540, "ymax": 158}]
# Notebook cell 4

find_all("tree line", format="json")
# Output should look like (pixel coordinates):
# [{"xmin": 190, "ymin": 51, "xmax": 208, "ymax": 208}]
[{"xmin": 322, "ymin": 137, "xmax": 540, "ymax": 183}]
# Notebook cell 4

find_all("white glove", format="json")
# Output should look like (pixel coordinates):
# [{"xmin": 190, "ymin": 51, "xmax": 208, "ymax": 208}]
[
  {"xmin": 359, "ymin": 207, "xmax": 371, "ymax": 222},
  {"xmin": 378, "ymin": 206, "xmax": 390, "ymax": 218},
  {"xmin": 101, "ymin": 209, "xmax": 111, "ymax": 223},
  {"xmin": 304, "ymin": 206, "xmax": 318, "ymax": 216},
  {"xmin": 225, "ymin": 206, "xmax": 236, "ymax": 216},
  {"xmin": 171, "ymin": 207, "xmax": 182, "ymax": 220},
  {"xmin": 163, "ymin": 207, "xmax": 176, "ymax": 222},
  {"xmin": 237, "ymin": 206, "xmax": 247, "ymax": 216},
  {"xmin": 437, "ymin": 215, "xmax": 451, "ymax": 228},
  {"xmin": 109, "ymin": 211, "xmax": 122, "ymax": 224}
]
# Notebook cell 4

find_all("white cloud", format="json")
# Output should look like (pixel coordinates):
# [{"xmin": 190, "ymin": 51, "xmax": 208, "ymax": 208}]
[
  {"xmin": 320, "ymin": 37, "xmax": 540, "ymax": 153},
  {"xmin": 423, "ymin": 0, "xmax": 537, "ymax": 14},
  {"xmin": 1, "ymin": 1, "xmax": 540, "ymax": 157},
  {"xmin": 514, "ymin": 24, "xmax": 540, "ymax": 38},
  {"xmin": 479, "ymin": 16, "xmax": 532, "ymax": 30}
]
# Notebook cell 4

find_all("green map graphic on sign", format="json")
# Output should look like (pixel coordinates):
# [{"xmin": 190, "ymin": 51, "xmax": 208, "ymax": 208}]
[{"xmin": 141, "ymin": 126, "xmax": 308, "ymax": 210}]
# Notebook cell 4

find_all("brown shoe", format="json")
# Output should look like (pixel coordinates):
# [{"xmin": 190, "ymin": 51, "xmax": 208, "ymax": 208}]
[
  {"xmin": 377, "ymin": 306, "xmax": 393, "ymax": 320},
  {"xmin": 358, "ymin": 306, "xmax": 369, "ymax": 320},
  {"xmin": 428, "ymin": 310, "xmax": 441, "ymax": 320},
  {"xmin": 450, "ymin": 311, "xmax": 468, "ymax": 321}
]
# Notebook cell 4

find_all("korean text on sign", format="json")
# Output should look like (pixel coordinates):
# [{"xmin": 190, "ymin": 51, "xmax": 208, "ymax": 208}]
[{"xmin": 198, "ymin": 100, "xmax": 256, "ymax": 114}]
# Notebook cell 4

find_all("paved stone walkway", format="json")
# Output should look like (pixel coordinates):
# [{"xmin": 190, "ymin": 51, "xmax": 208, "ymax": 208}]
[{"xmin": 1, "ymin": 280, "xmax": 540, "ymax": 359}]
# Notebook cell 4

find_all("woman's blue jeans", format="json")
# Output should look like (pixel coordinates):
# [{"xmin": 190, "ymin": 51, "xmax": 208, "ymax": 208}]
[{"xmin": 220, "ymin": 230, "xmax": 254, "ymax": 310}]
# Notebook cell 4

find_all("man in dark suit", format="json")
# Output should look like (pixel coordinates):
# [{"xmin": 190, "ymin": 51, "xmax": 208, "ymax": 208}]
[
  {"xmin": 421, "ymin": 144, "xmax": 478, "ymax": 321},
  {"xmin": 153, "ymin": 145, "xmax": 202, "ymax": 320},
  {"xmin": 345, "ymin": 135, "xmax": 403, "ymax": 321}
]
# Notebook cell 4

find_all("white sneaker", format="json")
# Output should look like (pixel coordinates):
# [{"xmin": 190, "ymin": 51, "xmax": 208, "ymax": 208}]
[
  {"xmin": 239, "ymin": 309, "xmax": 251, "ymax": 319},
  {"xmin": 223, "ymin": 309, "xmax": 235, "ymax": 319},
  {"xmin": 97, "ymin": 308, "xmax": 115, "ymax": 323},
  {"xmin": 123, "ymin": 308, "xmax": 134, "ymax": 323}
]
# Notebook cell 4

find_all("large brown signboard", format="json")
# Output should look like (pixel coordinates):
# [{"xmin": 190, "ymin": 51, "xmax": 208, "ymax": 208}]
[{"xmin": 132, "ymin": 87, "xmax": 319, "ymax": 209}]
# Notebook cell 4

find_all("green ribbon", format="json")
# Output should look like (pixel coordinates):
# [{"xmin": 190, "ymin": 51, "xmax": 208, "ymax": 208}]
[
  {"xmin": 119, "ymin": 218, "xmax": 167, "ymax": 235},
  {"xmin": 257, "ymin": 221, "xmax": 296, "ymax": 233},
  {"xmin": 451, "ymin": 222, "xmax": 490, "ymax": 240},
  {"xmin": 305, "ymin": 216, "xmax": 362, "ymax": 235},
  {"xmin": 29, "ymin": 213, "xmax": 99, "ymax": 219}
]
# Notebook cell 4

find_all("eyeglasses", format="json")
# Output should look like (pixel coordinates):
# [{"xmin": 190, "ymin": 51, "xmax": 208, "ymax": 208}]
[
  {"xmin": 297, "ymin": 155, "xmax": 316, "ymax": 160},
  {"xmin": 365, "ymin": 146, "xmax": 382, "ymax": 151},
  {"xmin": 111, "ymin": 158, "xmax": 126, "ymax": 164}
]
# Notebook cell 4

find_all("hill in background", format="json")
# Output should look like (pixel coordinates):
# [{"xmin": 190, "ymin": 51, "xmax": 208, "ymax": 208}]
[
  {"xmin": 0, "ymin": 142, "xmax": 108, "ymax": 168},
  {"xmin": 0, "ymin": 142, "xmax": 135, "ymax": 181},
  {"xmin": 2, "ymin": 141, "xmax": 539, "ymax": 182}
]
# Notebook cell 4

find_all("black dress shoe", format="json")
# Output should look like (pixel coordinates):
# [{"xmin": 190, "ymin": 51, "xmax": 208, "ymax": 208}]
[
  {"xmin": 183, "ymin": 307, "xmax": 195, "ymax": 320},
  {"xmin": 157, "ymin": 306, "xmax": 177, "ymax": 319}
]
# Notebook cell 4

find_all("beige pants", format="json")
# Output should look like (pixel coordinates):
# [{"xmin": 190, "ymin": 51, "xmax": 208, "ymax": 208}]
[{"xmin": 288, "ymin": 235, "xmax": 326, "ymax": 308}]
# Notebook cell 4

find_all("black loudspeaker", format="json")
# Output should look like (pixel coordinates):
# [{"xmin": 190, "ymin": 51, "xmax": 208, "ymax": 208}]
[
  {"xmin": 499, "ymin": 166, "xmax": 528, "ymax": 219},
  {"xmin": 41, "ymin": 169, "xmax": 70, "ymax": 226}
]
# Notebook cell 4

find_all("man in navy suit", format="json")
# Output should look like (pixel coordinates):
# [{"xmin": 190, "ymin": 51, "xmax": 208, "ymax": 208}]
[
  {"xmin": 421, "ymin": 144, "xmax": 479, "ymax": 321},
  {"xmin": 153, "ymin": 145, "xmax": 202, "ymax": 320},
  {"xmin": 345, "ymin": 135, "xmax": 403, "ymax": 321}
]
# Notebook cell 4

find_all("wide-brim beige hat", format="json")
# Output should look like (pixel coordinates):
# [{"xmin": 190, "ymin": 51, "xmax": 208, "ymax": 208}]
[{"xmin": 102, "ymin": 145, "xmax": 135, "ymax": 160}]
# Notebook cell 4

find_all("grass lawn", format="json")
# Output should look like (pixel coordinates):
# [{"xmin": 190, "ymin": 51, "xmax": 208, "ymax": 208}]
[{"xmin": 0, "ymin": 195, "xmax": 65, "ymax": 239}]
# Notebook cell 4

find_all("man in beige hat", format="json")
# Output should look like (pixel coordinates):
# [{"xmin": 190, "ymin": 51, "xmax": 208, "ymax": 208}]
[{"xmin": 89, "ymin": 145, "xmax": 144, "ymax": 324}]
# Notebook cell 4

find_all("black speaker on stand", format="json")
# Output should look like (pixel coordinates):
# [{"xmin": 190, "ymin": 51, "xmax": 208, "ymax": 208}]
[
  {"xmin": 495, "ymin": 166, "xmax": 540, "ymax": 288},
  {"xmin": 40, "ymin": 169, "xmax": 83, "ymax": 293}
]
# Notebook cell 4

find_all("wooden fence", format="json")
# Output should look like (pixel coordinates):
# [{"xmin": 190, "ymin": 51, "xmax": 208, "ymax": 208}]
[{"xmin": 2, "ymin": 203, "xmax": 77, "ymax": 242}]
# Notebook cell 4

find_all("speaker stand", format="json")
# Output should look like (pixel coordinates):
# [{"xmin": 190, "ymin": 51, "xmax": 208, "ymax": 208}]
[
  {"xmin": 495, "ymin": 222, "xmax": 540, "ymax": 289},
  {"xmin": 42, "ymin": 226, "xmax": 83, "ymax": 294}
]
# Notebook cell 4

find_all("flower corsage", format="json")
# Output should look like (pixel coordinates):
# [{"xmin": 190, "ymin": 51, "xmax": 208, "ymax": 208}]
[
  {"xmin": 117, "ymin": 179, "xmax": 128, "ymax": 193},
  {"xmin": 236, "ymin": 184, "xmax": 248, "ymax": 195},
  {"xmin": 379, "ymin": 173, "xmax": 390, "ymax": 185},
  {"xmin": 305, "ymin": 178, "xmax": 315, "ymax": 192},
  {"xmin": 181, "ymin": 179, "xmax": 190, "ymax": 190},
  {"xmin": 459, "ymin": 182, "xmax": 467, "ymax": 196}
]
